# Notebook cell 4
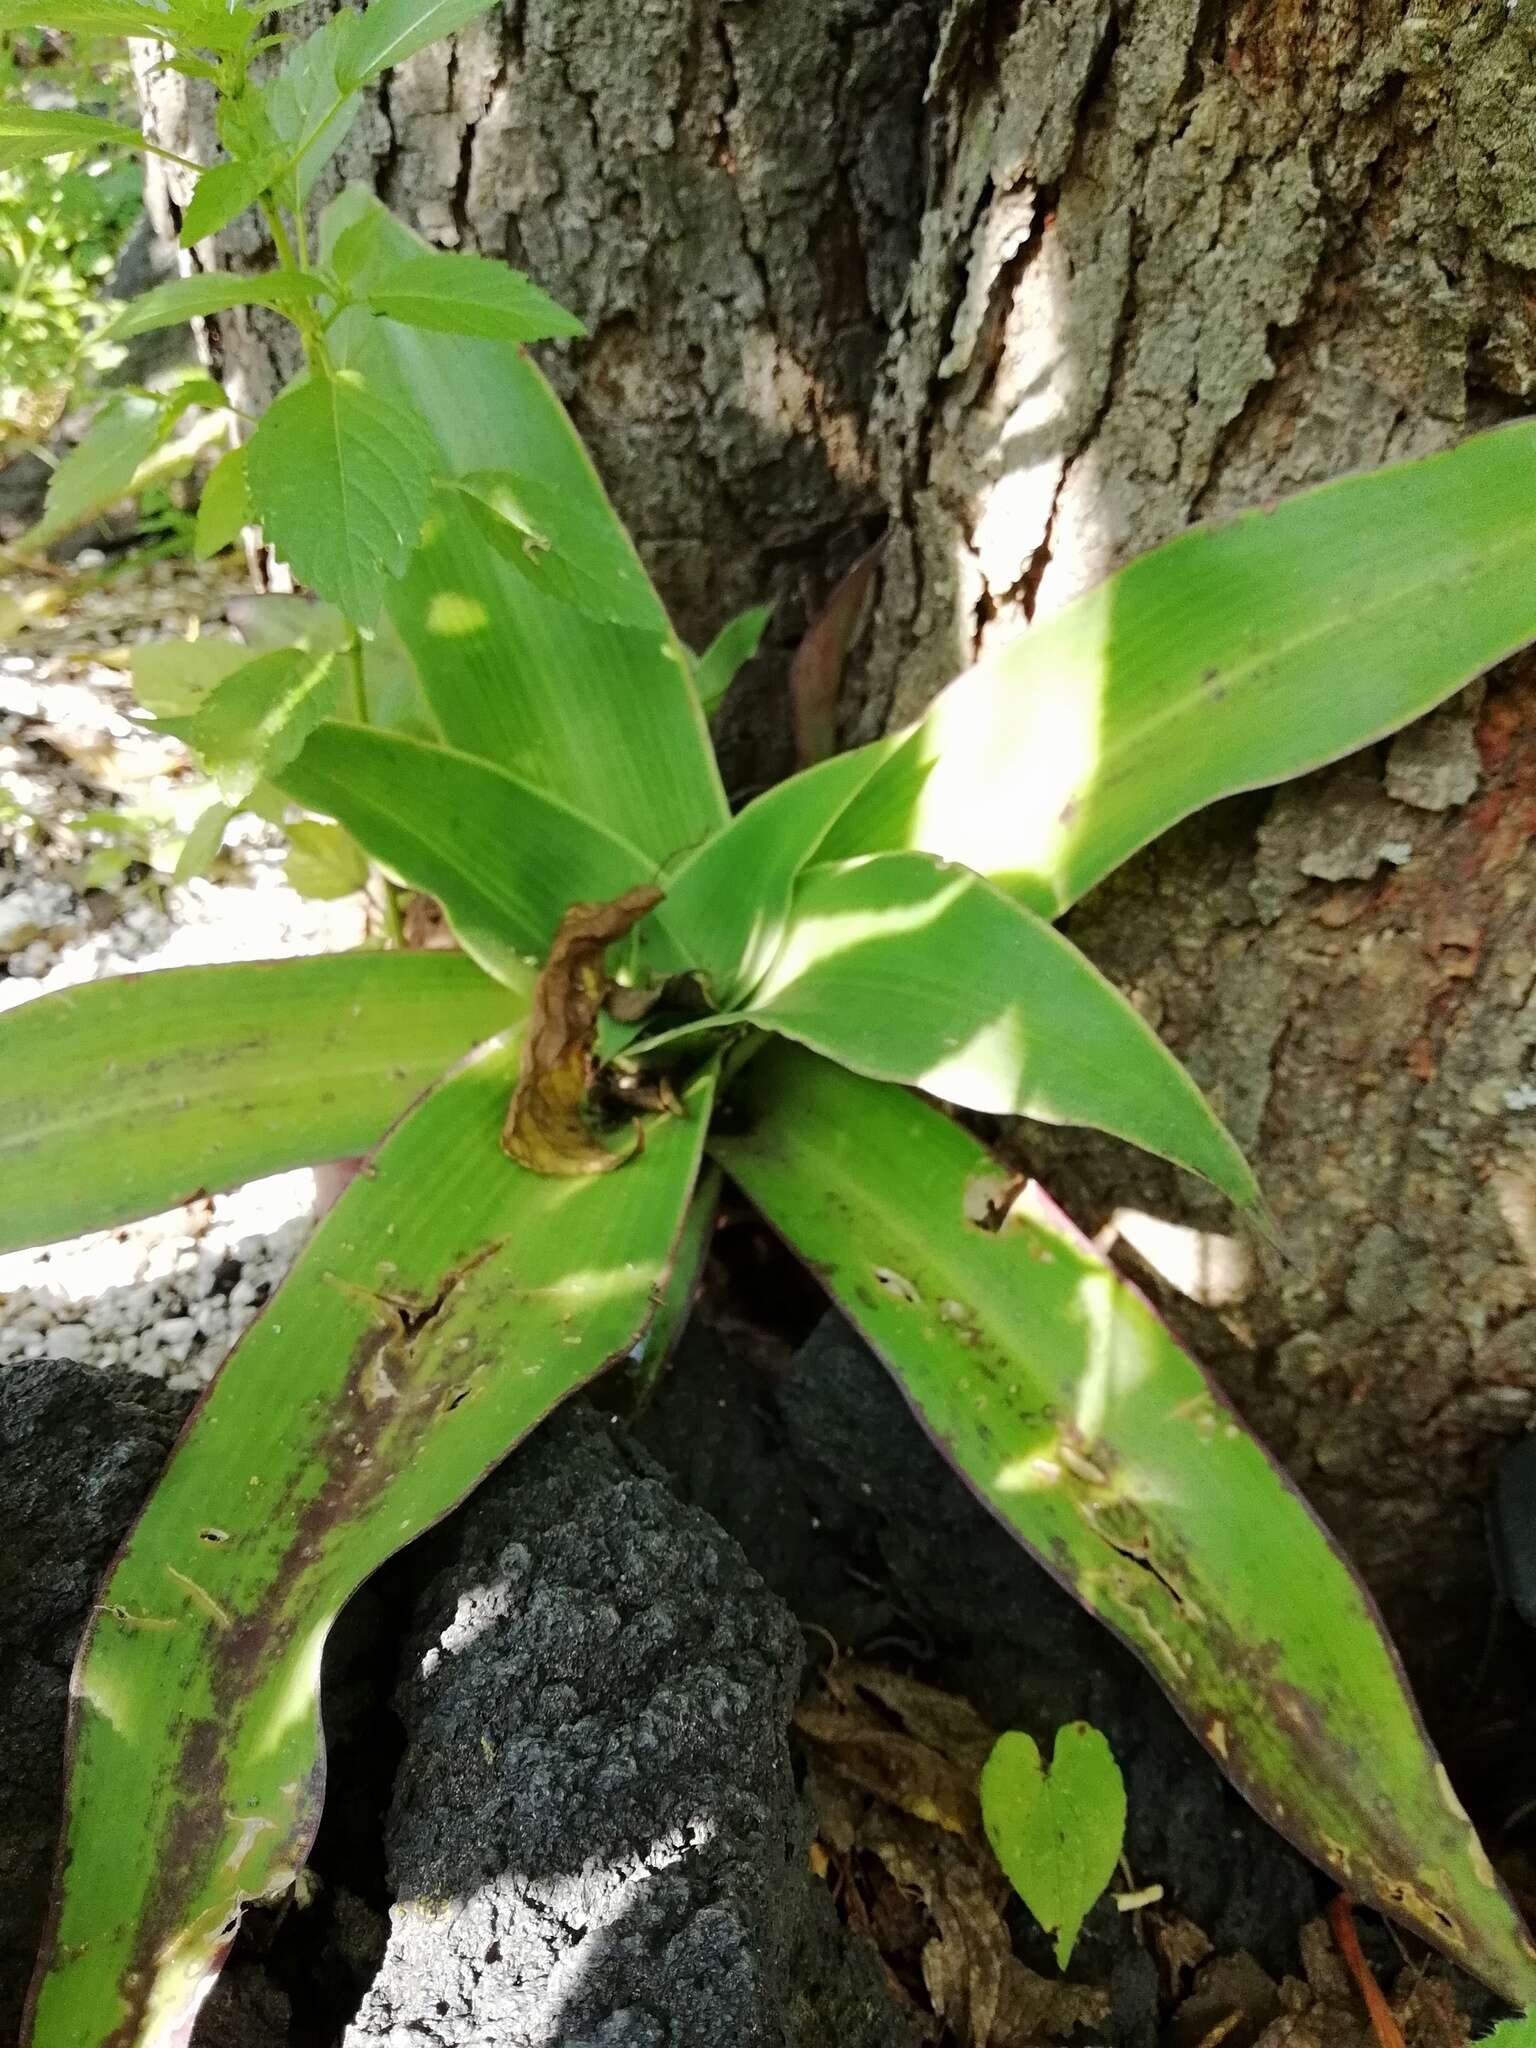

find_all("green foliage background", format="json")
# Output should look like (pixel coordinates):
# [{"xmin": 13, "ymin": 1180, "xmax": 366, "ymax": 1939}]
[{"xmin": 0, "ymin": 27, "xmax": 139, "ymax": 444}]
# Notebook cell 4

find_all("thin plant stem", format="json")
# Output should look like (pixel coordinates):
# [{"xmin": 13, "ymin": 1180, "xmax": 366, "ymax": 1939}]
[
  {"xmin": 292, "ymin": 183, "xmax": 311, "ymax": 274},
  {"xmin": 258, "ymin": 194, "xmax": 300, "ymax": 276},
  {"xmin": 344, "ymin": 628, "xmax": 367, "ymax": 722},
  {"xmin": 258, "ymin": 195, "xmax": 330, "ymax": 368},
  {"xmin": 141, "ymin": 136, "xmax": 207, "ymax": 175},
  {"xmin": 342, "ymin": 627, "xmax": 406, "ymax": 948}
]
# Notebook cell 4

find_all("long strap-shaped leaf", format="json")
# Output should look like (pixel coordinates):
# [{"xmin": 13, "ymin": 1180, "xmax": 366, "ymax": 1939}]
[
  {"xmin": 643, "ymin": 740, "xmax": 902, "ymax": 998},
  {"xmin": 24, "ymin": 1045, "xmax": 713, "ymax": 2048},
  {"xmin": 742, "ymin": 851, "xmax": 1255, "ymax": 1206},
  {"xmin": 0, "ymin": 951, "xmax": 514, "ymax": 1253},
  {"xmin": 320, "ymin": 192, "xmax": 727, "ymax": 860},
  {"xmin": 826, "ymin": 421, "xmax": 1536, "ymax": 917},
  {"xmin": 710, "ymin": 1044, "xmax": 1536, "ymax": 2006},
  {"xmin": 280, "ymin": 722, "xmax": 665, "ymax": 983}
]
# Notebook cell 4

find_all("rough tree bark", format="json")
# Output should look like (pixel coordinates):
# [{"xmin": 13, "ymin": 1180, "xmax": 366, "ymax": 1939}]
[{"xmin": 138, "ymin": 0, "xmax": 1536, "ymax": 1703}]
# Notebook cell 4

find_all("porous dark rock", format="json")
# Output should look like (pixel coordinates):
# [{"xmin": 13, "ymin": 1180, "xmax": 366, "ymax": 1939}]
[
  {"xmin": 0, "ymin": 1359, "xmax": 193, "ymax": 2041},
  {"xmin": 345, "ymin": 1407, "xmax": 911, "ymax": 2048},
  {"xmin": 640, "ymin": 1313, "xmax": 1324, "ymax": 2015}
]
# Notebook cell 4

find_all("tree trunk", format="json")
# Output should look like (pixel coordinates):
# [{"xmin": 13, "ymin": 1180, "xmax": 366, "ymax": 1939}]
[{"xmin": 138, "ymin": 0, "xmax": 1536, "ymax": 1707}]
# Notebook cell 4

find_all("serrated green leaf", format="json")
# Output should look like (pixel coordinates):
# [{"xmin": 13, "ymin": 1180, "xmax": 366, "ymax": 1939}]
[
  {"xmin": 283, "ymin": 816, "xmax": 368, "ymax": 898},
  {"xmin": 162, "ymin": 645, "xmax": 338, "ymax": 802},
  {"xmin": 981, "ymin": 1724, "xmax": 1126, "ymax": 1968},
  {"xmin": 193, "ymin": 442, "xmax": 251, "ymax": 558},
  {"xmin": 362, "ymin": 252, "xmax": 585, "ymax": 344},
  {"xmin": 279, "ymin": 721, "xmax": 665, "ymax": 983},
  {"xmin": 827, "ymin": 421, "xmax": 1536, "ymax": 919},
  {"xmin": 319, "ymin": 179, "xmax": 418, "ymax": 284},
  {"xmin": 737, "ymin": 850, "xmax": 1256, "ymax": 1206},
  {"xmin": 245, "ymin": 368, "xmax": 437, "ymax": 622},
  {"xmin": 226, "ymin": 590, "xmax": 440, "ymax": 742},
  {"xmin": 19, "ymin": 380, "xmax": 225, "ymax": 552},
  {"xmin": 165, "ymin": 371, "xmax": 229, "ymax": 416},
  {"xmin": 169, "ymin": 0, "xmax": 264, "ymax": 54},
  {"xmin": 695, "ymin": 603, "xmax": 771, "ymax": 716},
  {"xmin": 172, "ymin": 797, "xmax": 234, "ymax": 881},
  {"xmin": 164, "ymin": 52, "xmax": 220, "ymax": 83},
  {"xmin": 26, "ymin": 392, "xmax": 164, "ymax": 548},
  {"xmin": 180, "ymin": 156, "xmax": 271, "ymax": 244},
  {"xmin": 0, "ymin": 951, "xmax": 515, "ymax": 1252},
  {"xmin": 107, "ymin": 268, "xmax": 326, "ymax": 339},
  {"xmin": 341, "ymin": 0, "xmax": 498, "ymax": 85},
  {"xmin": 226, "ymin": 593, "xmax": 350, "ymax": 655},
  {"xmin": 710, "ymin": 1045, "xmax": 1536, "ymax": 2007},
  {"xmin": 450, "ymin": 469, "xmax": 661, "ymax": 629},
  {"xmin": 24, "ymin": 1049, "xmax": 713, "ymax": 2048},
  {"xmin": 1482, "ymin": 2013, "xmax": 1536, "ymax": 2048},
  {"xmin": 0, "ymin": 103, "xmax": 146, "ymax": 160},
  {"xmin": 131, "ymin": 634, "xmax": 250, "ymax": 718}
]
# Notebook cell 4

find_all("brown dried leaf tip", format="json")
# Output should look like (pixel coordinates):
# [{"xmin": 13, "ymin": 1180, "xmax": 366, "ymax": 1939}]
[{"xmin": 503, "ymin": 885, "xmax": 664, "ymax": 1177}]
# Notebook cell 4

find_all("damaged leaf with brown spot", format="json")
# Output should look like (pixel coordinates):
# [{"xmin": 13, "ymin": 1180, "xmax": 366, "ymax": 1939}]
[
  {"xmin": 25, "ymin": 1041, "xmax": 713, "ymax": 2048},
  {"xmin": 503, "ymin": 884, "xmax": 665, "ymax": 1175},
  {"xmin": 1243, "ymin": 1919, "xmax": 1472, "ymax": 2048},
  {"xmin": 715, "ymin": 1045, "xmax": 1536, "ymax": 2007}
]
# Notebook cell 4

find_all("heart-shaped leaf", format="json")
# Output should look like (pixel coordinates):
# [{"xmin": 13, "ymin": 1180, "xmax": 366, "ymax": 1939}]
[{"xmin": 980, "ymin": 1723, "xmax": 1126, "ymax": 1969}]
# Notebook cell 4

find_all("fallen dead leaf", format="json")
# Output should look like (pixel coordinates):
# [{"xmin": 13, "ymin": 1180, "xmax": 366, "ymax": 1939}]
[
  {"xmin": 502, "ymin": 884, "xmax": 664, "ymax": 1175},
  {"xmin": 796, "ymin": 1698, "xmax": 982, "ymax": 1836},
  {"xmin": 992, "ymin": 1953, "xmax": 1110, "ymax": 2048},
  {"xmin": 1156, "ymin": 1910, "xmax": 1216, "ymax": 1993},
  {"xmin": 1247, "ymin": 1920, "xmax": 1471, "ymax": 2048},
  {"xmin": 805, "ymin": 1752, "xmax": 866, "ymax": 1859},
  {"xmin": 799, "ymin": 1661, "xmax": 1108, "ymax": 2048},
  {"xmin": 1173, "ymin": 1951, "xmax": 1283, "ymax": 2048},
  {"xmin": 862, "ymin": 1807, "xmax": 1110, "ymax": 2048},
  {"xmin": 824, "ymin": 1659, "xmax": 998, "ymax": 1774}
]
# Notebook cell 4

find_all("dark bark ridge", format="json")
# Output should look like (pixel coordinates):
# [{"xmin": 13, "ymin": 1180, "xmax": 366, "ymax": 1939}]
[{"xmin": 850, "ymin": 0, "xmax": 1536, "ymax": 1696}]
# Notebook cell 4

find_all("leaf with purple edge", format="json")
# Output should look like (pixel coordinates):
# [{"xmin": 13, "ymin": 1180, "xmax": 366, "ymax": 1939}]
[
  {"xmin": 0, "ymin": 950, "xmax": 517, "ymax": 1253},
  {"xmin": 25, "ymin": 1048, "xmax": 714, "ymax": 2047},
  {"xmin": 710, "ymin": 1042, "xmax": 1536, "ymax": 2008}
]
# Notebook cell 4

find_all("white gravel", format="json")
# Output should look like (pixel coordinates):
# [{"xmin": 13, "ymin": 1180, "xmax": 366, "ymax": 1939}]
[
  {"xmin": 0, "ymin": 1180, "xmax": 315, "ymax": 1388},
  {"xmin": 1, "ymin": 558, "xmax": 370, "ymax": 1386}
]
